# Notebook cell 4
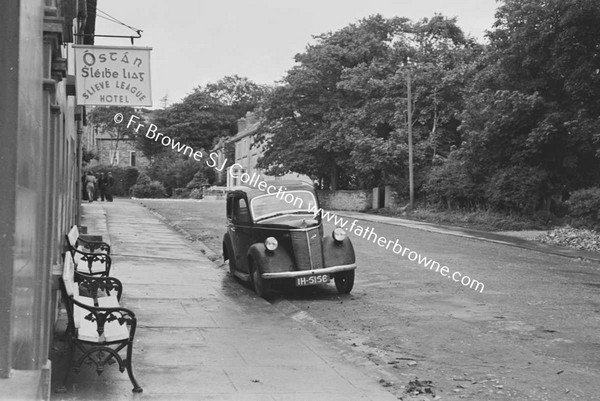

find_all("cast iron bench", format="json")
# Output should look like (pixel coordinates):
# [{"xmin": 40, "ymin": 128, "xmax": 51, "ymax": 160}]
[
  {"xmin": 57, "ymin": 253, "xmax": 142, "ymax": 393},
  {"xmin": 65, "ymin": 225, "xmax": 112, "ymax": 276}
]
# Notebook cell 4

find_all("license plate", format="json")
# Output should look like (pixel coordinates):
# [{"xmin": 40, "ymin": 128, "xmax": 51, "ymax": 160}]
[{"xmin": 295, "ymin": 274, "xmax": 329, "ymax": 287}]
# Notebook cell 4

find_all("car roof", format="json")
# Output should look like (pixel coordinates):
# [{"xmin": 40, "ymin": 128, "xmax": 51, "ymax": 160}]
[{"xmin": 228, "ymin": 180, "xmax": 315, "ymax": 201}]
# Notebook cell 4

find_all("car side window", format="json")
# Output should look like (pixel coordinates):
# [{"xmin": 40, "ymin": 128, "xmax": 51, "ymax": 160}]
[
  {"xmin": 226, "ymin": 196, "xmax": 233, "ymax": 222},
  {"xmin": 233, "ymin": 197, "xmax": 251, "ymax": 225}
]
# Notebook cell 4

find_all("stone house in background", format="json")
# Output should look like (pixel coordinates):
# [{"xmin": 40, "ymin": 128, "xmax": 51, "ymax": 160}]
[
  {"xmin": 93, "ymin": 136, "xmax": 149, "ymax": 168},
  {"xmin": 83, "ymin": 111, "xmax": 150, "ymax": 168},
  {"xmin": 226, "ymin": 112, "xmax": 311, "ymax": 187}
]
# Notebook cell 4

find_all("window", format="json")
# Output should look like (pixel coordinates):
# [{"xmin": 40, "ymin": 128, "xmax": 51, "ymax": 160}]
[
  {"xmin": 226, "ymin": 197, "xmax": 233, "ymax": 220},
  {"xmin": 250, "ymin": 190, "xmax": 317, "ymax": 221},
  {"xmin": 130, "ymin": 151, "xmax": 136, "ymax": 167},
  {"xmin": 233, "ymin": 198, "xmax": 251, "ymax": 224},
  {"xmin": 230, "ymin": 167, "xmax": 245, "ymax": 187}
]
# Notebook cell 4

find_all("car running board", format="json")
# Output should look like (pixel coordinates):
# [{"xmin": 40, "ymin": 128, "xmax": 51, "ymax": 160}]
[{"xmin": 233, "ymin": 270, "xmax": 250, "ymax": 282}]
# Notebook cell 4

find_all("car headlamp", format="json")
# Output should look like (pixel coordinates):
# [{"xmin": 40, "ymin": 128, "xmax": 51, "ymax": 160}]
[
  {"xmin": 264, "ymin": 237, "xmax": 278, "ymax": 252},
  {"xmin": 332, "ymin": 227, "xmax": 346, "ymax": 242}
]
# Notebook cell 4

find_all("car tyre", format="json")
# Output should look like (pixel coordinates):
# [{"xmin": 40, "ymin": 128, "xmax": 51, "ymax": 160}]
[
  {"xmin": 224, "ymin": 241, "xmax": 236, "ymax": 277},
  {"xmin": 250, "ymin": 261, "xmax": 272, "ymax": 300},
  {"xmin": 334, "ymin": 270, "xmax": 355, "ymax": 294}
]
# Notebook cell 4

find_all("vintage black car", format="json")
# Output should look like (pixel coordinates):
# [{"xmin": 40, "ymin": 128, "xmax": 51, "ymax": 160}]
[{"xmin": 222, "ymin": 181, "xmax": 356, "ymax": 298}]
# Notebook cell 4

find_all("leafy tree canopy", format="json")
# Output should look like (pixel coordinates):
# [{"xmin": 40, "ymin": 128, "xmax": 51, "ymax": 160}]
[
  {"xmin": 152, "ymin": 75, "xmax": 269, "ymax": 153},
  {"xmin": 455, "ymin": 0, "xmax": 600, "ymax": 212},
  {"xmin": 256, "ymin": 14, "xmax": 479, "ymax": 189}
]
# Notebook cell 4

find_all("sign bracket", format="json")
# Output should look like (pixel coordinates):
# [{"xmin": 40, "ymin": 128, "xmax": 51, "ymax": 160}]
[{"xmin": 74, "ymin": 30, "xmax": 142, "ymax": 45}]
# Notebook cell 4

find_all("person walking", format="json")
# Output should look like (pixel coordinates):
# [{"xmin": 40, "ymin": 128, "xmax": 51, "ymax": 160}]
[
  {"xmin": 98, "ymin": 172, "xmax": 107, "ymax": 201},
  {"xmin": 84, "ymin": 172, "xmax": 97, "ymax": 203},
  {"xmin": 93, "ymin": 172, "xmax": 100, "ymax": 201},
  {"xmin": 105, "ymin": 172, "xmax": 115, "ymax": 202},
  {"xmin": 81, "ymin": 173, "xmax": 88, "ymax": 201}
]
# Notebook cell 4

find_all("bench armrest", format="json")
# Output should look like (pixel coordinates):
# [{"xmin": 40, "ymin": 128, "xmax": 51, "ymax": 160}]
[
  {"xmin": 75, "ymin": 271, "xmax": 123, "ymax": 301},
  {"xmin": 78, "ymin": 237, "xmax": 111, "ymax": 254}
]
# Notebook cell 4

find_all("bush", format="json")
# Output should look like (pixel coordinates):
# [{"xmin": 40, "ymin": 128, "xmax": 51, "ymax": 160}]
[
  {"xmin": 146, "ymin": 154, "xmax": 215, "ymax": 196},
  {"xmin": 485, "ymin": 165, "xmax": 549, "ymax": 214},
  {"xmin": 565, "ymin": 187, "xmax": 600, "ymax": 228},
  {"xmin": 424, "ymin": 152, "xmax": 483, "ymax": 210},
  {"xmin": 130, "ymin": 173, "xmax": 167, "ymax": 198},
  {"xmin": 189, "ymin": 188, "xmax": 203, "ymax": 199},
  {"xmin": 87, "ymin": 165, "xmax": 139, "ymax": 197},
  {"xmin": 186, "ymin": 170, "xmax": 208, "ymax": 190},
  {"xmin": 171, "ymin": 188, "xmax": 191, "ymax": 199}
]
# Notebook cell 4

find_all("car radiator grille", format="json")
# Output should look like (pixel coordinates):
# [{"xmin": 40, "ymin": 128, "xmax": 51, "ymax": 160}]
[{"xmin": 291, "ymin": 228, "xmax": 323, "ymax": 271}]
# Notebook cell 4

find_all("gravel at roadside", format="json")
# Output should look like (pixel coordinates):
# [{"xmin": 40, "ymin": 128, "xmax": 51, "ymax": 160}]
[{"xmin": 534, "ymin": 226, "xmax": 600, "ymax": 253}]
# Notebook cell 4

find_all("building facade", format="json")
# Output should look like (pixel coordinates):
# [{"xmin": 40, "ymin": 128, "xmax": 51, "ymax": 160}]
[
  {"xmin": 0, "ymin": 1, "xmax": 94, "ymax": 398},
  {"xmin": 227, "ymin": 112, "xmax": 311, "ymax": 187},
  {"xmin": 83, "ymin": 110, "xmax": 151, "ymax": 169},
  {"xmin": 95, "ymin": 138, "xmax": 149, "ymax": 167}
]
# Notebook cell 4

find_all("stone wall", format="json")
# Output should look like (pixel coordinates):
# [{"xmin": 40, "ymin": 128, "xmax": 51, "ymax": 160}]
[{"xmin": 317, "ymin": 190, "xmax": 373, "ymax": 211}]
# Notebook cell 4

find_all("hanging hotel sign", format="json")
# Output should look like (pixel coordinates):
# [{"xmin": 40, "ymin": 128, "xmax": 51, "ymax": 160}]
[{"xmin": 73, "ymin": 45, "xmax": 152, "ymax": 107}]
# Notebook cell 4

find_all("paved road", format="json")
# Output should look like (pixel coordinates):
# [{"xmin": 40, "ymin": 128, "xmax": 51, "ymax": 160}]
[{"xmin": 141, "ymin": 199, "xmax": 600, "ymax": 401}]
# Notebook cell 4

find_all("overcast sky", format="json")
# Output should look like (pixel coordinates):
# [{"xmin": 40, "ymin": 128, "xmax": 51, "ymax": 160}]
[{"xmin": 93, "ymin": 0, "xmax": 499, "ymax": 108}]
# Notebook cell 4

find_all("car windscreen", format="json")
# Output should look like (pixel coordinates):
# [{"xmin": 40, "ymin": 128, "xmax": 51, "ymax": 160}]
[{"xmin": 250, "ymin": 190, "xmax": 317, "ymax": 221}]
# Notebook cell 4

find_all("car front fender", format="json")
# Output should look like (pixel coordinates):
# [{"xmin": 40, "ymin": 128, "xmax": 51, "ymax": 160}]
[
  {"xmin": 322, "ymin": 236, "xmax": 356, "ymax": 267},
  {"xmin": 248, "ymin": 243, "xmax": 294, "ymax": 274}
]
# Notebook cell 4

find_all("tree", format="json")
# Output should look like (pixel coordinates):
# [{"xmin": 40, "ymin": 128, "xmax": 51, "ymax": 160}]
[
  {"xmin": 135, "ymin": 108, "xmax": 169, "ymax": 160},
  {"xmin": 151, "ymin": 76, "xmax": 268, "ymax": 153},
  {"xmin": 454, "ymin": 0, "xmax": 600, "ymax": 212},
  {"xmin": 256, "ymin": 15, "xmax": 410, "ymax": 189},
  {"xmin": 82, "ymin": 145, "xmax": 98, "ymax": 167},
  {"xmin": 160, "ymin": 93, "xmax": 169, "ymax": 109},
  {"xmin": 256, "ymin": 14, "xmax": 478, "ymax": 191}
]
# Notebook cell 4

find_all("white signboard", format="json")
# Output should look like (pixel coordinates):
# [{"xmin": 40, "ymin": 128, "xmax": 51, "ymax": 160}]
[{"xmin": 73, "ymin": 45, "xmax": 152, "ymax": 107}]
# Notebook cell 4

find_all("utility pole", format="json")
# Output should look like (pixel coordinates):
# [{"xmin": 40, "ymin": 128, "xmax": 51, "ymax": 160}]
[{"xmin": 406, "ymin": 60, "xmax": 414, "ymax": 210}]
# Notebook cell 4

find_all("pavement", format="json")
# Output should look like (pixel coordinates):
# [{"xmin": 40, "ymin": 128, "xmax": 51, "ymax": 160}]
[
  {"xmin": 50, "ymin": 199, "xmax": 398, "ymax": 401},
  {"xmin": 332, "ymin": 210, "xmax": 600, "ymax": 262}
]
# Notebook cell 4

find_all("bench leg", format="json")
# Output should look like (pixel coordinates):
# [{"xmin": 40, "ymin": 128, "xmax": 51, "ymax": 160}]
[{"xmin": 126, "ymin": 341, "xmax": 143, "ymax": 393}]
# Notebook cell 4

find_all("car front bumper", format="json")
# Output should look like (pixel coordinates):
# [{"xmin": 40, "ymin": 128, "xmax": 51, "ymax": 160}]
[{"xmin": 261, "ymin": 263, "xmax": 356, "ymax": 279}]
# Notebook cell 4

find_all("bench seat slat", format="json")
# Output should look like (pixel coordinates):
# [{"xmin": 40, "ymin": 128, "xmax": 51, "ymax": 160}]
[
  {"xmin": 77, "ymin": 245, "xmax": 93, "ymax": 254},
  {"xmin": 73, "ymin": 293, "xmax": 94, "ymax": 329},
  {"xmin": 77, "ymin": 316, "xmax": 130, "ymax": 343},
  {"xmin": 97, "ymin": 295, "xmax": 120, "ymax": 308}
]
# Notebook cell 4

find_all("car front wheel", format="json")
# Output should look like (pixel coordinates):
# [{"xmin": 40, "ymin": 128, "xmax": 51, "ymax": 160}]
[
  {"xmin": 334, "ymin": 270, "xmax": 355, "ymax": 294},
  {"xmin": 223, "ymin": 241, "xmax": 236, "ymax": 277},
  {"xmin": 250, "ymin": 261, "xmax": 272, "ymax": 300}
]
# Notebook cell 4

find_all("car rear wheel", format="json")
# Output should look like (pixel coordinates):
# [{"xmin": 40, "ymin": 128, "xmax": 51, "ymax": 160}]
[
  {"xmin": 250, "ymin": 261, "xmax": 272, "ymax": 300},
  {"xmin": 334, "ymin": 270, "xmax": 355, "ymax": 294}
]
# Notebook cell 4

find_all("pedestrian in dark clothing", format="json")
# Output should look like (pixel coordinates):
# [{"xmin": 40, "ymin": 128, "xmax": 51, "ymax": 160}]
[
  {"xmin": 98, "ymin": 172, "xmax": 107, "ymax": 201},
  {"xmin": 93, "ymin": 173, "xmax": 100, "ymax": 201},
  {"xmin": 81, "ymin": 173, "xmax": 88, "ymax": 201},
  {"xmin": 106, "ymin": 172, "xmax": 115, "ymax": 202}
]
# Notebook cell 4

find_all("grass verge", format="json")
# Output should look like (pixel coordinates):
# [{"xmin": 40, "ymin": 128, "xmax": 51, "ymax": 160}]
[{"xmin": 371, "ymin": 207, "xmax": 555, "ymax": 232}]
